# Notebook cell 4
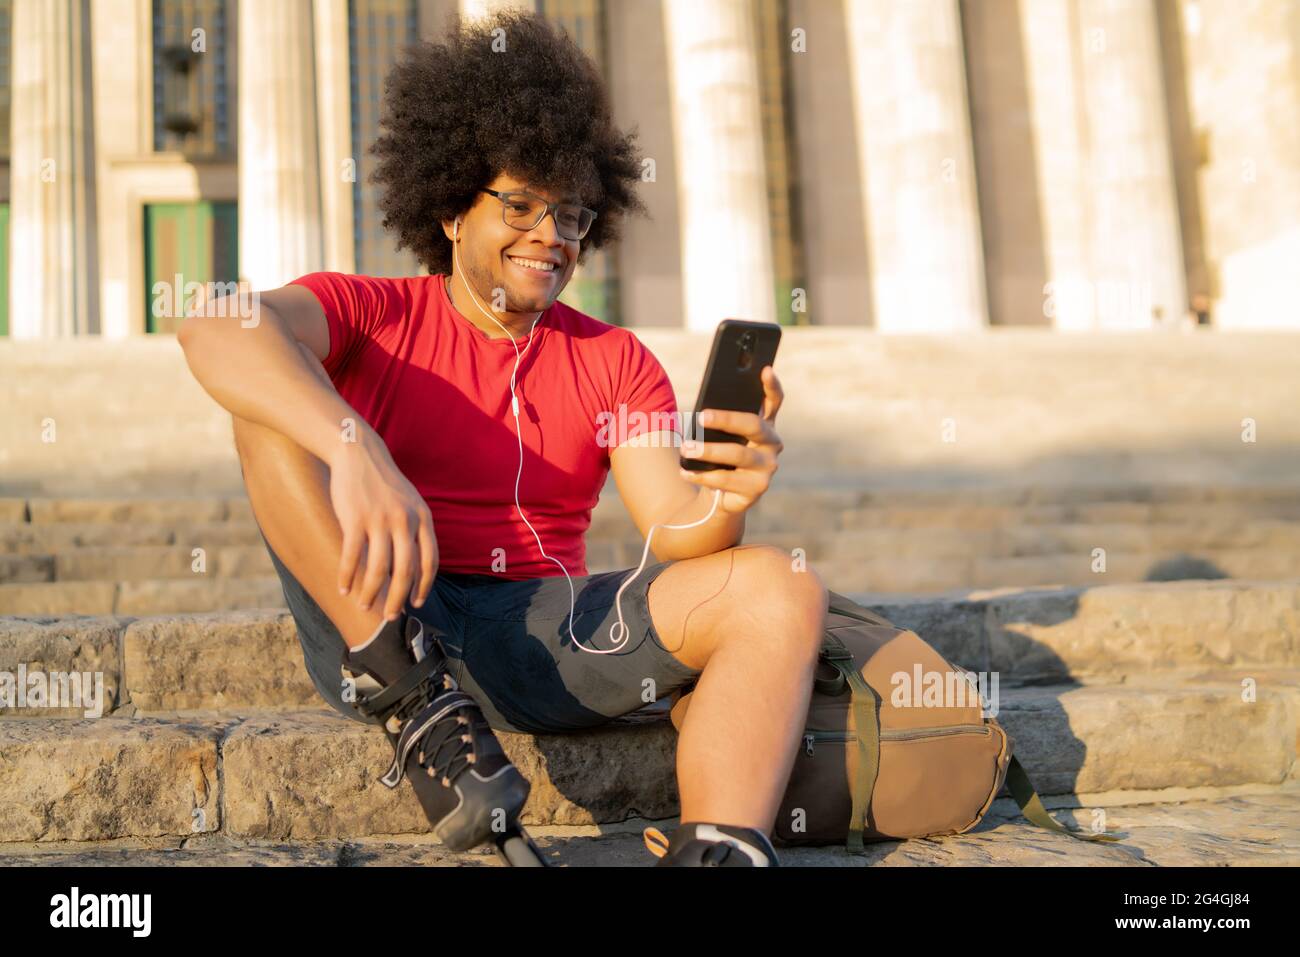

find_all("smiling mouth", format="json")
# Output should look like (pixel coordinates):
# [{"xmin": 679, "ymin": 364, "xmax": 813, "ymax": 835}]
[{"xmin": 507, "ymin": 254, "xmax": 559, "ymax": 275}]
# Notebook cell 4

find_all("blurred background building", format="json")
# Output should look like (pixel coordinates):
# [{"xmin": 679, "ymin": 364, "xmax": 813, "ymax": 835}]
[{"xmin": 4, "ymin": 0, "xmax": 1300, "ymax": 338}]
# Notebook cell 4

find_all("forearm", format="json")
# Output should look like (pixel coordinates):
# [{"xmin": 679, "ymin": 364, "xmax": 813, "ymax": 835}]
[
  {"xmin": 648, "ymin": 484, "xmax": 746, "ymax": 561},
  {"xmin": 178, "ymin": 300, "xmax": 368, "ymax": 466}
]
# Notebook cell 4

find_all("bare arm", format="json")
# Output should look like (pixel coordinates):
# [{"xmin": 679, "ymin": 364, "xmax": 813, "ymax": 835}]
[
  {"xmin": 609, "ymin": 365, "xmax": 786, "ymax": 561},
  {"xmin": 177, "ymin": 285, "xmax": 353, "ymax": 463},
  {"xmin": 176, "ymin": 285, "xmax": 437, "ymax": 621},
  {"xmin": 609, "ymin": 435, "xmax": 746, "ymax": 561}
]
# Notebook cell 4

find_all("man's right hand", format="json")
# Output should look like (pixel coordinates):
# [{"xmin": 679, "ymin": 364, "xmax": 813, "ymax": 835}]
[{"xmin": 329, "ymin": 428, "xmax": 438, "ymax": 621}]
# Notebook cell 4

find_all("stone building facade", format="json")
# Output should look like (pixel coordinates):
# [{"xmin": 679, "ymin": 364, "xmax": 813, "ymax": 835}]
[{"xmin": 4, "ymin": 0, "xmax": 1298, "ymax": 337}]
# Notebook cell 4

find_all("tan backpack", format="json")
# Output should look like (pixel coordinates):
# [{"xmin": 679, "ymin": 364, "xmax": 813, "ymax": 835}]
[{"xmin": 665, "ymin": 590, "xmax": 1120, "ymax": 852}]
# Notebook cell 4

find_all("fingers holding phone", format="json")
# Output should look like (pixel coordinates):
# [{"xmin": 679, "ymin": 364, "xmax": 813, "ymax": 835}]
[{"xmin": 678, "ymin": 320, "xmax": 783, "ymax": 512}]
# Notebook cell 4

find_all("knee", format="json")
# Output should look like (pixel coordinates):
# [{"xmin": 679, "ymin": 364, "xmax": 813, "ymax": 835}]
[{"xmin": 730, "ymin": 543, "xmax": 828, "ymax": 644}]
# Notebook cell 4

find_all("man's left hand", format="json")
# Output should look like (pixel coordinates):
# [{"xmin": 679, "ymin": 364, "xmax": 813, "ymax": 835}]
[{"xmin": 678, "ymin": 365, "xmax": 784, "ymax": 514}]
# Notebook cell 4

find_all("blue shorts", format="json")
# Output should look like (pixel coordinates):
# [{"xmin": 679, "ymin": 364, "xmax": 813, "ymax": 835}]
[{"xmin": 263, "ymin": 538, "xmax": 703, "ymax": 735}]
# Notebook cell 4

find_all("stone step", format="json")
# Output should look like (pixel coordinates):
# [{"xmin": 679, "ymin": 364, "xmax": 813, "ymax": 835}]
[
  {"xmin": 0, "ymin": 520, "xmax": 267, "ymax": 554},
  {"xmin": 13, "ymin": 498, "xmax": 253, "ymax": 525},
  {"xmin": 3, "ymin": 787, "xmax": 1297, "ymax": 866},
  {"xmin": 0, "ymin": 578, "xmax": 286, "ymax": 617},
  {"xmin": 816, "ymin": 548, "xmax": 1300, "ymax": 594},
  {"xmin": 9, "ymin": 485, "xmax": 1300, "ymax": 533},
  {"xmin": 3, "ymin": 539, "xmax": 1300, "ymax": 613},
  {"xmin": 7, "ymin": 494, "xmax": 1300, "ymax": 546},
  {"xmin": 10, "ymin": 525, "xmax": 1300, "ymax": 587},
  {"xmin": 0, "ymin": 669, "xmax": 1296, "ymax": 844},
  {"xmin": 2, "ymin": 580, "xmax": 1297, "ymax": 714},
  {"xmin": 7, "ymin": 333, "xmax": 1300, "ymax": 496},
  {"xmin": 0, "ymin": 545, "xmax": 277, "ymax": 584},
  {"xmin": 834, "ymin": 501, "xmax": 1300, "ymax": 530},
  {"xmin": 11, "ymin": 517, "xmax": 1300, "ymax": 562}
]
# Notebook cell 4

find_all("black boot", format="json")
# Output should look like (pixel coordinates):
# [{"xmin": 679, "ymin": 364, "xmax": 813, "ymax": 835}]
[
  {"xmin": 643, "ymin": 822, "xmax": 781, "ymax": 867},
  {"xmin": 342, "ymin": 611, "xmax": 530, "ymax": 852}
]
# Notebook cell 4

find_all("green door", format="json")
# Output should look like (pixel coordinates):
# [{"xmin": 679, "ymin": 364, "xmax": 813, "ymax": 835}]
[{"xmin": 143, "ymin": 201, "xmax": 238, "ymax": 333}]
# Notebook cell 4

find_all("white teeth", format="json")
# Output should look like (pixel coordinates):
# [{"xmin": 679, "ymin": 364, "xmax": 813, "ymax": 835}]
[{"xmin": 509, "ymin": 256, "xmax": 556, "ymax": 272}]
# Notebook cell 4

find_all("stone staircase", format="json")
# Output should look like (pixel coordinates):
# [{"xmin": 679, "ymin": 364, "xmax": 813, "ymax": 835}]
[
  {"xmin": 2, "ymin": 570, "xmax": 1298, "ymax": 865},
  {"xmin": 6, "ymin": 483, "xmax": 1300, "ymax": 616},
  {"xmin": 5, "ymin": 332, "xmax": 1300, "ymax": 863}
]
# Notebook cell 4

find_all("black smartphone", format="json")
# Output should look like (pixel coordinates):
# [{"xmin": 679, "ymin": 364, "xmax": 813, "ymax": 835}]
[{"xmin": 681, "ymin": 319, "xmax": 782, "ymax": 472}]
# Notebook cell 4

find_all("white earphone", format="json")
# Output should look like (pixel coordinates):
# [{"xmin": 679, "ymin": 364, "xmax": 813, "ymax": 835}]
[{"xmin": 449, "ymin": 216, "xmax": 722, "ymax": 654}]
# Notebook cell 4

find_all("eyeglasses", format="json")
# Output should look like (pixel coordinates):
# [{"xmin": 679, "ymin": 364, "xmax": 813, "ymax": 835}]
[{"xmin": 480, "ymin": 188, "xmax": 597, "ymax": 241}]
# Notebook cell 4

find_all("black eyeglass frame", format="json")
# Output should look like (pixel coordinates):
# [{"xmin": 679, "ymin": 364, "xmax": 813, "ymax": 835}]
[{"xmin": 479, "ymin": 187, "xmax": 598, "ymax": 241}]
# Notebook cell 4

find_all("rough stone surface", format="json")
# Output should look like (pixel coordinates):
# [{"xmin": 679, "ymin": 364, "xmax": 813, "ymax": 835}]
[
  {"xmin": 997, "ymin": 675, "xmax": 1298, "ymax": 795},
  {"xmin": 122, "ymin": 610, "xmax": 318, "ymax": 712},
  {"xmin": 170, "ymin": 522, "xmax": 264, "ymax": 548},
  {"xmin": 26, "ymin": 499, "xmax": 230, "ymax": 525},
  {"xmin": 114, "ymin": 578, "xmax": 284, "ymax": 616},
  {"xmin": 826, "ymin": 557, "xmax": 975, "ymax": 594},
  {"xmin": 0, "ymin": 522, "xmax": 174, "ymax": 552},
  {"xmin": 4, "ymin": 790, "xmax": 1296, "ymax": 866},
  {"xmin": 864, "ymin": 580, "xmax": 1300, "ymax": 681},
  {"xmin": 0, "ymin": 582, "xmax": 117, "ymax": 616},
  {"xmin": 983, "ymin": 580, "xmax": 1300, "ymax": 680},
  {"xmin": 0, "ymin": 615, "xmax": 127, "ymax": 717},
  {"xmin": 0, "ymin": 835, "xmax": 342, "ymax": 867},
  {"xmin": 0, "ymin": 554, "xmax": 55, "ymax": 584},
  {"xmin": 213, "ymin": 546, "xmax": 276, "ymax": 578},
  {"xmin": 3, "ymin": 581, "xmax": 1298, "ymax": 708},
  {"xmin": 0, "ymin": 717, "xmax": 223, "ymax": 842},
  {"xmin": 6, "ymin": 671, "xmax": 1288, "ymax": 844},
  {"xmin": 56, "ymin": 546, "xmax": 204, "ymax": 583},
  {"xmin": 220, "ymin": 711, "xmax": 682, "ymax": 840}
]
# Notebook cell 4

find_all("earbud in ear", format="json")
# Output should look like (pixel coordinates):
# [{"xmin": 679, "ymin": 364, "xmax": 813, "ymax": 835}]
[{"xmin": 454, "ymin": 217, "xmax": 461, "ymax": 240}]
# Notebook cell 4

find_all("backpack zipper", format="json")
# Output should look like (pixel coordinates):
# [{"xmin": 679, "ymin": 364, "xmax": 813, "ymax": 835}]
[{"xmin": 803, "ymin": 724, "xmax": 990, "ymax": 755}]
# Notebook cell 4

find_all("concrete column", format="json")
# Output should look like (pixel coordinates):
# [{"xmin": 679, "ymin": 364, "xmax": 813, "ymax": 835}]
[
  {"xmin": 1021, "ymin": 0, "xmax": 1187, "ymax": 330},
  {"xmin": 662, "ymin": 0, "xmax": 776, "ymax": 332},
  {"xmin": 237, "ymin": 0, "xmax": 323, "ymax": 289},
  {"xmin": 961, "ymin": 0, "xmax": 1050, "ymax": 326},
  {"xmin": 1076, "ymin": 0, "xmax": 1186, "ymax": 329},
  {"xmin": 1174, "ymin": 0, "xmax": 1300, "ymax": 330},
  {"xmin": 843, "ymin": 0, "xmax": 988, "ymax": 333},
  {"xmin": 459, "ymin": 0, "xmax": 534, "ymax": 21},
  {"xmin": 9, "ymin": 0, "xmax": 99, "ymax": 338},
  {"xmin": 606, "ymin": 0, "xmax": 683, "ymax": 328},
  {"xmin": 418, "ymin": 0, "xmax": 462, "ymax": 40},
  {"xmin": 787, "ymin": 0, "xmax": 871, "ymax": 326},
  {"xmin": 1019, "ymin": 0, "xmax": 1091, "ymax": 330},
  {"xmin": 314, "ymin": 0, "xmax": 355, "ymax": 273}
]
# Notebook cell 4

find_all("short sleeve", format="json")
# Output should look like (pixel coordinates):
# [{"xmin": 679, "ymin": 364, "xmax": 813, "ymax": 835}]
[
  {"xmin": 614, "ymin": 331, "xmax": 679, "ymax": 445},
  {"xmin": 288, "ymin": 271, "xmax": 400, "ymax": 377}
]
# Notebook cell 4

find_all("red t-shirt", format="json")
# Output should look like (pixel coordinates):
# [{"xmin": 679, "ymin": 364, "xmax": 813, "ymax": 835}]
[{"xmin": 289, "ymin": 271, "xmax": 678, "ymax": 579}]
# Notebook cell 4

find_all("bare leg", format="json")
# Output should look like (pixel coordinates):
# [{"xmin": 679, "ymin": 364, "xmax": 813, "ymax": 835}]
[
  {"xmin": 232, "ymin": 414, "xmax": 389, "ymax": 649},
  {"xmin": 646, "ymin": 544, "xmax": 828, "ymax": 833}
]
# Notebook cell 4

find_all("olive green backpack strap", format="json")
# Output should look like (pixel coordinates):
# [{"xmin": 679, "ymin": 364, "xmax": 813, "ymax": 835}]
[
  {"xmin": 822, "ymin": 633, "xmax": 880, "ymax": 854},
  {"xmin": 1005, "ymin": 756, "xmax": 1121, "ymax": 842}
]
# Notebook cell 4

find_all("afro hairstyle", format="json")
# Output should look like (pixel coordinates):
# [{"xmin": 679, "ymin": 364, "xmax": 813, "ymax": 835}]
[{"xmin": 369, "ymin": 8, "xmax": 647, "ymax": 275}]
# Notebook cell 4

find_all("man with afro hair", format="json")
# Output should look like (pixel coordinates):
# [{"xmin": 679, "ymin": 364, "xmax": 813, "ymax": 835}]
[{"xmin": 179, "ymin": 8, "xmax": 826, "ymax": 867}]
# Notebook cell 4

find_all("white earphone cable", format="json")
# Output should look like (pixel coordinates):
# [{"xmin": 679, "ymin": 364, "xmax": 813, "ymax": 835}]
[{"xmin": 451, "ymin": 218, "xmax": 722, "ymax": 654}]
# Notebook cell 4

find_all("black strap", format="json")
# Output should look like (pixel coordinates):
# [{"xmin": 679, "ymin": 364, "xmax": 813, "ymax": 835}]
[
  {"xmin": 353, "ymin": 651, "xmax": 446, "ymax": 718},
  {"xmin": 815, "ymin": 634, "xmax": 852, "ymax": 696}
]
